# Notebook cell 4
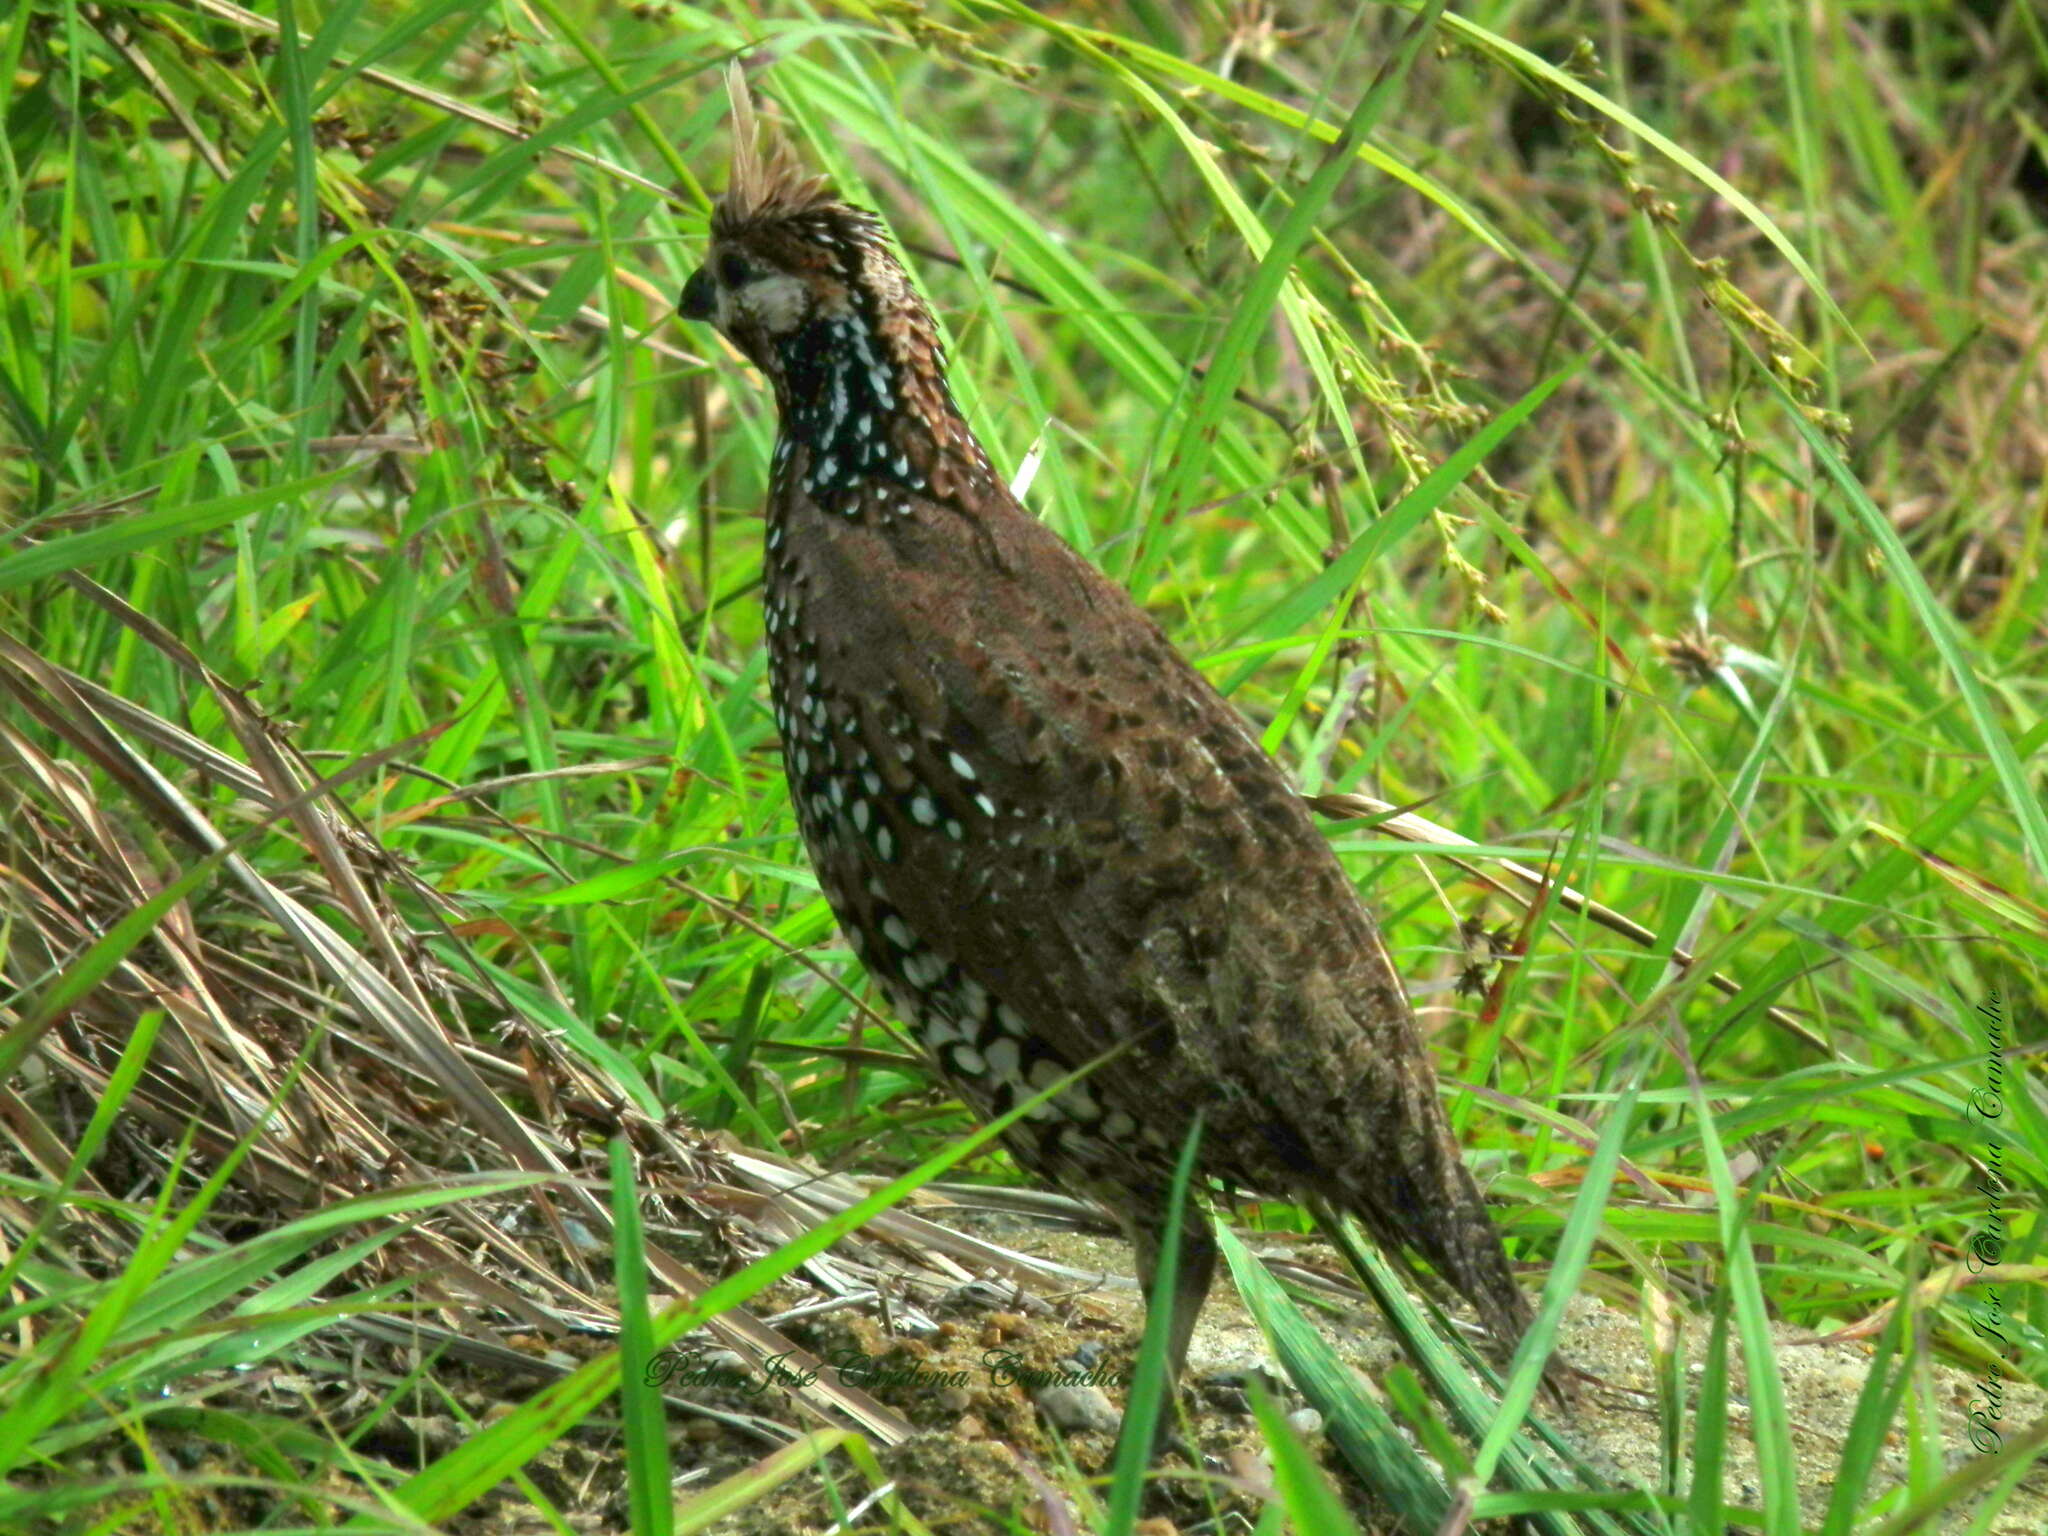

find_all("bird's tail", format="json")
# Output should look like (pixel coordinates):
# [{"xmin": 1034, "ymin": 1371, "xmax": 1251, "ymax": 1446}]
[{"xmin": 1312, "ymin": 1169, "xmax": 1570, "ymax": 1403}]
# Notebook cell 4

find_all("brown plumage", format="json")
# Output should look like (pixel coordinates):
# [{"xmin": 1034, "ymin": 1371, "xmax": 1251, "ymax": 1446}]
[{"xmin": 680, "ymin": 70, "xmax": 1537, "ymax": 1421}]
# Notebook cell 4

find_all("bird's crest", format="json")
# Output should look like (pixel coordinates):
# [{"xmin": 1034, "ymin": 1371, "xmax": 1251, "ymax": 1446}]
[{"xmin": 714, "ymin": 62, "xmax": 837, "ymax": 236}]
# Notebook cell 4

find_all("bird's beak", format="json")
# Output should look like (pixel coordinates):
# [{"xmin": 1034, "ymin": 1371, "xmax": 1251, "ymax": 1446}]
[{"xmin": 679, "ymin": 267, "xmax": 716, "ymax": 322}]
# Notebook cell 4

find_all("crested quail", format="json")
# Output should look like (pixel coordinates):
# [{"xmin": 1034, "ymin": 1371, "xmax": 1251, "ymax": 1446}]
[{"xmin": 679, "ymin": 74, "xmax": 1537, "ymax": 1418}]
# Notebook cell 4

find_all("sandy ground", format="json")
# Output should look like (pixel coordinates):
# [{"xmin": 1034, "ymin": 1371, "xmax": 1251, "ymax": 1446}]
[{"xmin": 717, "ymin": 1218, "xmax": 2048, "ymax": 1533}]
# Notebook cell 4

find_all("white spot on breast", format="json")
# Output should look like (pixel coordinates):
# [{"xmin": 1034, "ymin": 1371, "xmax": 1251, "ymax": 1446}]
[
  {"xmin": 947, "ymin": 751, "xmax": 977, "ymax": 782},
  {"xmin": 985, "ymin": 1038, "xmax": 1020, "ymax": 1081}
]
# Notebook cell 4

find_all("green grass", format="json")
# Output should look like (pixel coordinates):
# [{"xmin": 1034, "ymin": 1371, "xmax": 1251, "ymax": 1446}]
[{"xmin": 3, "ymin": 0, "xmax": 2045, "ymax": 1530}]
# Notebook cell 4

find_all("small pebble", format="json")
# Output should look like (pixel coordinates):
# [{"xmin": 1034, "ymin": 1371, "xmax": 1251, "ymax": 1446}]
[
  {"xmin": 1036, "ymin": 1384, "xmax": 1122, "ymax": 1436},
  {"xmin": 1197, "ymin": 1364, "xmax": 1286, "ymax": 1414},
  {"xmin": 1199, "ymin": 1364, "xmax": 1285, "ymax": 1395},
  {"xmin": 1287, "ymin": 1408, "xmax": 1324, "ymax": 1438}
]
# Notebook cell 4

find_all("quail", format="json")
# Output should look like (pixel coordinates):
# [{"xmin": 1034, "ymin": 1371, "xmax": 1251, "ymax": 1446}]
[{"xmin": 678, "ymin": 72, "xmax": 1538, "ymax": 1422}]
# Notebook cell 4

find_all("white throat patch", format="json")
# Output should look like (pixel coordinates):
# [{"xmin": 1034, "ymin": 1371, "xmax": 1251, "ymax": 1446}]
[{"xmin": 725, "ymin": 270, "xmax": 813, "ymax": 336}]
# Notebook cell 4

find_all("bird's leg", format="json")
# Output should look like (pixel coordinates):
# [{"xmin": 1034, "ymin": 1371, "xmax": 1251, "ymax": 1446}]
[{"xmin": 1124, "ymin": 1196, "xmax": 1218, "ymax": 1457}]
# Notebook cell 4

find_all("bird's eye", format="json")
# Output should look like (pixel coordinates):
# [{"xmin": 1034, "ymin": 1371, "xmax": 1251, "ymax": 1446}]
[{"xmin": 717, "ymin": 252, "xmax": 753, "ymax": 288}]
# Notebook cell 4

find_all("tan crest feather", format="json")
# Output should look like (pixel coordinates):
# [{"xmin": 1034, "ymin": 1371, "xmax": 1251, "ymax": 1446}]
[
  {"xmin": 716, "ymin": 60, "xmax": 837, "ymax": 233},
  {"xmin": 725, "ymin": 62, "xmax": 764, "ymax": 218}
]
